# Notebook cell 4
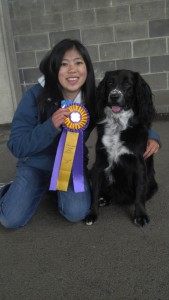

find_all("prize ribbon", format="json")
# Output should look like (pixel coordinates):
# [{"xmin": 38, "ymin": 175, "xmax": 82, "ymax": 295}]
[{"xmin": 49, "ymin": 103, "xmax": 90, "ymax": 192}]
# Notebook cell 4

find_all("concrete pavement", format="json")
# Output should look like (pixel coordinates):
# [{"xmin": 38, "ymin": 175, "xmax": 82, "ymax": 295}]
[{"xmin": 0, "ymin": 119, "xmax": 169, "ymax": 300}]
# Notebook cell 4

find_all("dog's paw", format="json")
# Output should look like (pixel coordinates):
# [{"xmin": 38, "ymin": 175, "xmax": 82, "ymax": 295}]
[
  {"xmin": 134, "ymin": 214, "xmax": 150, "ymax": 227},
  {"xmin": 84, "ymin": 214, "xmax": 98, "ymax": 225}
]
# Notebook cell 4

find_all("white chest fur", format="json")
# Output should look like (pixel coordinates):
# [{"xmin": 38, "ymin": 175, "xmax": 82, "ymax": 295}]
[{"xmin": 101, "ymin": 107, "xmax": 134, "ymax": 170}]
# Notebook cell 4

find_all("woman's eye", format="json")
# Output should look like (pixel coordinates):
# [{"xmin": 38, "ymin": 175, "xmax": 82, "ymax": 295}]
[
  {"xmin": 76, "ymin": 61, "xmax": 83, "ymax": 65},
  {"xmin": 60, "ymin": 62, "xmax": 68, "ymax": 67}
]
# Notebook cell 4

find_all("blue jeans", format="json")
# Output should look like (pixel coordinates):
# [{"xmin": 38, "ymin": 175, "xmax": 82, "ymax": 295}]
[{"xmin": 0, "ymin": 166, "xmax": 91, "ymax": 229}]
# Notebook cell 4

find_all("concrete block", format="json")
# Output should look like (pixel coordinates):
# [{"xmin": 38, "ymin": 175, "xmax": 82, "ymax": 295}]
[
  {"xmin": 93, "ymin": 61, "xmax": 116, "ymax": 79},
  {"xmin": 78, "ymin": 0, "xmax": 109, "ymax": 9},
  {"xmin": 133, "ymin": 38, "xmax": 166, "ymax": 57},
  {"xmin": 142, "ymin": 73, "xmax": 167, "ymax": 90},
  {"xmin": 86, "ymin": 45, "xmax": 99, "ymax": 62},
  {"xmin": 82, "ymin": 27, "xmax": 114, "ymax": 45},
  {"xmin": 36, "ymin": 50, "xmax": 49, "ymax": 66},
  {"xmin": 96, "ymin": 6, "xmax": 129, "ymax": 26},
  {"xmin": 78, "ymin": 0, "xmax": 133, "ymax": 9},
  {"xmin": 155, "ymin": 104, "xmax": 169, "ymax": 113},
  {"xmin": 115, "ymin": 22, "xmax": 148, "ymax": 41},
  {"xmin": 8, "ymin": 1, "xmax": 14, "ymax": 19},
  {"xmin": 130, "ymin": 1, "xmax": 165, "ymax": 21},
  {"xmin": 11, "ymin": 19, "xmax": 31, "ymax": 35},
  {"xmin": 22, "ymin": 68, "xmax": 41, "ymax": 84},
  {"xmin": 116, "ymin": 57, "xmax": 149, "ymax": 73},
  {"xmin": 16, "ymin": 52, "xmax": 37, "ymax": 68},
  {"xmin": 63, "ymin": 10, "xmax": 95, "ymax": 30},
  {"xmin": 49, "ymin": 30, "xmax": 80, "ymax": 48},
  {"xmin": 31, "ymin": 14, "xmax": 63, "ymax": 33},
  {"xmin": 149, "ymin": 19, "xmax": 169, "ymax": 37},
  {"xmin": 168, "ymin": 38, "xmax": 169, "ymax": 53},
  {"xmin": 167, "ymin": 0, "xmax": 169, "ymax": 18},
  {"xmin": 132, "ymin": 0, "xmax": 159, "ymax": 2},
  {"xmin": 100, "ymin": 42, "xmax": 131, "ymax": 60},
  {"xmin": 19, "ymin": 70, "xmax": 24, "ymax": 84},
  {"xmin": 44, "ymin": 0, "xmax": 77, "ymax": 13},
  {"xmin": 150, "ymin": 55, "xmax": 169, "ymax": 72},
  {"xmin": 13, "ymin": 0, "xmax": 44, "ymax": 17},
  {"xmin": 153, "ymin": 90, "xmax": 169, "ymax": 112},
  {"xmin": 14, "ymin": 34, "xmax": 49, "ymax": 51}
]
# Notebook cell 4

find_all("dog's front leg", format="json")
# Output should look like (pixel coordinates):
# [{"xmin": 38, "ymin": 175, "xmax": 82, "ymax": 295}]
[
  {"xmin": 134, "ymin": 159, "xmax": 150, "ymax": 226},
  {"xmin": 84, "ymin": 164, "xmax": 101, "ymax": 225}
]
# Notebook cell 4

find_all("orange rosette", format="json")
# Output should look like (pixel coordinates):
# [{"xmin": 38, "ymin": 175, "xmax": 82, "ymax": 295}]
[{"xmin": 63, "ymin": 103, "xmax": 89, "ymax": 132}]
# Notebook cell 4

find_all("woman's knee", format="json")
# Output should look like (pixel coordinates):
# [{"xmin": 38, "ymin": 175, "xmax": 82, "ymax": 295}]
[
  {"xmin": 60, "ymin": 210, "xmax": 87, "ymax": 223},
  {"xmin": 58, "ymin": 194, "xmax": 91, "ymax": 222},
  {"xmin": 57, "ymin": 175, "xmax": 91, "ymax": 222},
  {"xmin": 0, "ymin": 167, "xmax": 49, "ymax": 229},
  {"xmin": 0, "ymin": 211, "xmax": 29, "ymax": 229},
  {"xmin": 60, "ymin": 207, "xmax": 89, "ymax": 222}
]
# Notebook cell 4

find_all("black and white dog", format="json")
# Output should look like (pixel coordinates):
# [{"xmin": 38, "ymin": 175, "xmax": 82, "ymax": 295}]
[{"xmin": 85, "ymin": 69, "xmax": 158, "ymax": 226}]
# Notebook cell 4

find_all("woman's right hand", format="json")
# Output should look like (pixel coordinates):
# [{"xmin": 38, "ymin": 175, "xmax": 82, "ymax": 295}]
[{"xmin": 51, "ymin": 108, "xmax": 70, "ymax": 128}]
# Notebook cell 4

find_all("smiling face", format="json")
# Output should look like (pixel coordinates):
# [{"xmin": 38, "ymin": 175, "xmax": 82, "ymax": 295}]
[{"xmin": 58, "ymin": 48, "xmax": 87, "ymax": 100}]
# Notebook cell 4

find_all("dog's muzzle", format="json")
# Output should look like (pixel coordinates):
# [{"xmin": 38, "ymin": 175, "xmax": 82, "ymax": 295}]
[{"xmin": 108, "ymin": 89, "xmax": 125, "ymax": 113}]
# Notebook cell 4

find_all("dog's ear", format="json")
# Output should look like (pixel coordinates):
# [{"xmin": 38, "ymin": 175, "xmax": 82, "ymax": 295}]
[
  {"xmin": 134, "ymin": 72, "xmax": 156, "ymax": 127},
  {"xmin": 96, "ymin": 72, "xmax": 109, "ymax": 121}
]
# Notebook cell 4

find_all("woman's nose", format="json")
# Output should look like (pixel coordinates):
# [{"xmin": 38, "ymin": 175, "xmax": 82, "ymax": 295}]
[{"xmin": 68, "ymin": 64, "xmax": 77, "ymax": 73}]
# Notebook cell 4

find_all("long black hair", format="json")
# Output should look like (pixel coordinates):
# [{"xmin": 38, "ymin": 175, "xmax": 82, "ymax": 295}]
[{"xmin": 38, "ymin": 39, "xmax": 96, "ymax": 126}]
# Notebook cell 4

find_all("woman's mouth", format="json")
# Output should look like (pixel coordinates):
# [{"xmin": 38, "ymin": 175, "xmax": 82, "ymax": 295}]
[{"xmin": 67, "ymin": 77, "xmax": 78, "ymax": 84}]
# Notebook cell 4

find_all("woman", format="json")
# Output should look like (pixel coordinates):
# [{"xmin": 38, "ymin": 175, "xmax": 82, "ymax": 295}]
[{"xmin": 0, "ymin": 39, "xmax": 160, "ymax": 229}]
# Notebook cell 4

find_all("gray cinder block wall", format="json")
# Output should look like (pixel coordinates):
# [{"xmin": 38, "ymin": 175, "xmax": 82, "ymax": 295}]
[{"xmin": 7, "ymin": 0, "xmax": 169, "ymax": 113}]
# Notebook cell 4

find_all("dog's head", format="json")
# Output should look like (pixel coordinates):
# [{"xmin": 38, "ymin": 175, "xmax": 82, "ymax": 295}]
[{"xmin": 96, "ymin": 69, "xmax": 155, "ymax": 127}]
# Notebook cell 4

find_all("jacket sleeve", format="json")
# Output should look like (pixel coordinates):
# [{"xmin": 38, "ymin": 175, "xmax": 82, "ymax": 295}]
[
  {"xmin": 148, "ymin": 128, "xmax": 161, "ymax": 146},
  {"xmin": 7, "ymin": 86, "xmax": 61, "ymax": 158}
]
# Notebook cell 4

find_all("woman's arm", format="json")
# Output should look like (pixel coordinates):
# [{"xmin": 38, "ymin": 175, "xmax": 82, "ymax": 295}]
[
  {"xmin": 143, "ymin": 128, "xmax": 161, "ymax": 159},
  {"xmin": 7, "ymin": 86, "xmax": 61, "ymax": 158}
]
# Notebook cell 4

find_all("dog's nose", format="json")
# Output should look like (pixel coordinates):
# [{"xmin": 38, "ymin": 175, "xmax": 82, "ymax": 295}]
[{"xmin": 110, "ymin": 89, "xmax": 123, "ymax": 100}]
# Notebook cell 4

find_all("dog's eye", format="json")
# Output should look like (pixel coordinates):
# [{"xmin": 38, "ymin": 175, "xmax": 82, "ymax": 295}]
[
  {"xmin": 124, "ymin": 82, "xmax": 132, "ymax": 89},
  {"xmin": 107, "ymin": 81, "xmax": 114, "ymax": 86}
]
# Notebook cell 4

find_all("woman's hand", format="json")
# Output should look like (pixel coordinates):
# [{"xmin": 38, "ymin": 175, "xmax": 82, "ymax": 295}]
[
  {"xmin": 143, "ymin": 139, "xmax": 160, "ymax": 159},
  {"xmin": 51, "ymin": 108, "xmax": 70, "ymax": 128}
]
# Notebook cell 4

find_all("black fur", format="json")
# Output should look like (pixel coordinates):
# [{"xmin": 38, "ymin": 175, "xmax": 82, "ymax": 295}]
[{"xmin": 85, "ymin": 69, "xmax": 158, "ymax": 226}]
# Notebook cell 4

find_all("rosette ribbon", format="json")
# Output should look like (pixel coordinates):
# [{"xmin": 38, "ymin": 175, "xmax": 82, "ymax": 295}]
[{"xmin": 49, "ymin": 103, "xmax": 90, "ymax": 192}]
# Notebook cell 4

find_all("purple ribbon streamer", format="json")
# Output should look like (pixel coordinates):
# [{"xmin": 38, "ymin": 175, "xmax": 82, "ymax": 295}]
[
  {"xmin": 49, "ymin": 130, "xmax": 85, "ymax": 193},
  {"xmin": 49, "ymin": 130, "xmax": 67, "ymax": 190},
  {"xmin": 72, "ymin": 132, "xmax": 84, "ymax": 192}
]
